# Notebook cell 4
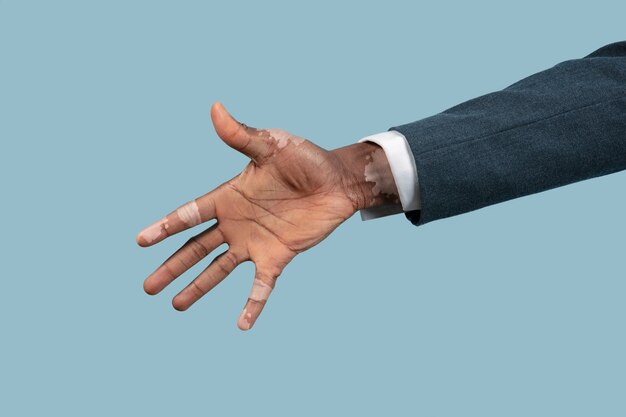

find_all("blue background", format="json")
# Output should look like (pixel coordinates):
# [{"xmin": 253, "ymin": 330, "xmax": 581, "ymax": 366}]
[{"xmin": 1, "ymin": 1, "xmax": 624, "ymax": 415}]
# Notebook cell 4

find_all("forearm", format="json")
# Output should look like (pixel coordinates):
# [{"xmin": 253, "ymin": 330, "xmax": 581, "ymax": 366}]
[
  {"xmin": 332, "ymin": 142, "xmax": 401, "ymax": 212},
  {"xmin": 394, "ymin": 41, "xmax": 626, "ymax": 226}
]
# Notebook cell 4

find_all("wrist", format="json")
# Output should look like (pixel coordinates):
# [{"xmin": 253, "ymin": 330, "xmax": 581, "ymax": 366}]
[{"xmin": 332, "ymin": 142, "xmax": 401, "ymax": 212}]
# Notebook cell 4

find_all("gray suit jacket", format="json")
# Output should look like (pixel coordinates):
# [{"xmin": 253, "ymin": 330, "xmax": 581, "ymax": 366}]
[{"xmin": 392, "ymin": 41, "xmax": 626, "ymax": 226}]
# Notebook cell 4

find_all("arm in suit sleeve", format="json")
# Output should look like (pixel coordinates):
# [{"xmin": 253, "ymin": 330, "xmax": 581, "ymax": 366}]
[{"xmin": 391, "ymin": 41, "xmax": 626, "ymax": 226}]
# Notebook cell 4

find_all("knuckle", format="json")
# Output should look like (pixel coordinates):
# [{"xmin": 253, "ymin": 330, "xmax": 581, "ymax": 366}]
[
  {"xmin": 161, "ymin": 262, "xmax": 177, "ymax": 280},
  {"xmin": 212, "ymin": 251, "xmax": 237, "ymax": 276},
  {"xmin": 188, "ymin": 280, "xmax": 206, "ymax": 297},
  {"xmin": 221, "ymin": 251, "xmax": 239, "ymax": 269},
  {"xmin": 256, "ymin": 266, "xmax": 281, "ymax": 286},
  {"xmin": 214, "ymin": 261, "xmax": 230, "ymax": 276},
  {"xmin": 173, "ymin": 256, "xmax": 191, "ymax": 273},
  {"xmin": 187, "ymin": 236, "xmax": 209, "ymax": 259}
]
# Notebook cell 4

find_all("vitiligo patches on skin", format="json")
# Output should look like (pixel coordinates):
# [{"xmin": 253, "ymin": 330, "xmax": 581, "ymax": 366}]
[
  {"xmin": 364, "ymin": 148, "xmax": 398, "ymax": 204},
  {"xmin": 176, "ymin": 200, "xmax": 202, "ymax": 227},
  {"xmin": 139, "ymin": 218, "xmax": 168, "ymax": 244},
  {"xmin": 265, "ymin": 128, "xmax": 305, "ymax": 149},
  {"xmin": 249, "ymin": 278, "xmax": 273, "ymax": 302},
  {"xmin": 238, "ymin": 280, "xmax": 275, "ymax": 330},
  {"xmin": 238, "ymin": 307, "xmax": 253, "ymax": 330},
  {"xmin": 138, "ymin": 201, "xmax": 200, "ymax": 245}
]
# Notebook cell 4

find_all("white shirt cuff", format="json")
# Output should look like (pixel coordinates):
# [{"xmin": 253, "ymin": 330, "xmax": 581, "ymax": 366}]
[{"xmin": 358, "ymin": 131, "xmax": 421, "ymax": 220}]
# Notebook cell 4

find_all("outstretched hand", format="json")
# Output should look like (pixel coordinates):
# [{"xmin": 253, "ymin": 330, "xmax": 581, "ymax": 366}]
[{"xmin": 137, "ymin": 103, "xmax": 399, "ymax": 330}]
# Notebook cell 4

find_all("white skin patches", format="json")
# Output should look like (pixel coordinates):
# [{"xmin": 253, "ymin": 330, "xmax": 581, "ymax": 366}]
[
  {"xmin": 238, "ymin": 279, "xmax": 273, "ymax": 330},
  {"xmin": 266, "ymin": 128, "xmax": 305, "ymax": 149},
  {"xmin": 140, "ymin": 217, "xmax": 169, "ymax": 244},
  {"xmin": 176, "ymin": 200, "xmax": 202, "ymax": 227},
  {"xmin": 238, "ymin": 308, "xmax": 253, "ymax": 330},
  {"xmin": 364, "ymin": 149, "xmax": 397, "ymax": 205},
  {"xmin": 249, "ymin": 278, "xmax": 273, "ymax": 302}
]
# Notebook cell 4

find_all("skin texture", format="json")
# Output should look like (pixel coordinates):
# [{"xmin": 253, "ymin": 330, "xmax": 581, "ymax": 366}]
[{"xmin": 137, "ymin": 102, "xmax": 400, "ymax": 331}]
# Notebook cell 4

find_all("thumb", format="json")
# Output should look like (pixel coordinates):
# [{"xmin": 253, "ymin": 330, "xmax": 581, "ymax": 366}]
[{"xmin": 210, "ymin": 102, "xmax": 270, "ymax": 163}]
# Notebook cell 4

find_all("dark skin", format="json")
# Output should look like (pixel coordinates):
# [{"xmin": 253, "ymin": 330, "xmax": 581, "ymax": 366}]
[{"xmin": 137, "ymin": 102, "xmax": 400, "ymax": 330}]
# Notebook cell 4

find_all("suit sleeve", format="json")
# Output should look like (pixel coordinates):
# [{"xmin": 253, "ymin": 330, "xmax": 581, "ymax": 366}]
[{"xmin": 392, "ymin": 41, "xmax": 626, "ymax": 226}]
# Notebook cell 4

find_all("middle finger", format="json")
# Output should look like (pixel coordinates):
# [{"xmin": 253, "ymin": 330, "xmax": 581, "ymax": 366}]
[{"xmin": 143, "ymin": 224, "xmax": 224, "ymax": 295}]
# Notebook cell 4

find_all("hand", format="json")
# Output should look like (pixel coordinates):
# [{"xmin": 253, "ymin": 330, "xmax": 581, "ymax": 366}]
[{"xmin": 137, "ymin": 103, "xmax": 400, "ymax": 330}]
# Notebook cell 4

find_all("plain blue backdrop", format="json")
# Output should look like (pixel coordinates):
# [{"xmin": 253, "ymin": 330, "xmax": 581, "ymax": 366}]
[{"xmin": 1, "ymin": 1, "xmax": 624, "ymax": 415}]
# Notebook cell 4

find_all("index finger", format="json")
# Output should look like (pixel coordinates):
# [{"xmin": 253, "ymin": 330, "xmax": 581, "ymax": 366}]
[{"xmin": 136, "ymin": 191, "xmax": 218, "ymax": 247}]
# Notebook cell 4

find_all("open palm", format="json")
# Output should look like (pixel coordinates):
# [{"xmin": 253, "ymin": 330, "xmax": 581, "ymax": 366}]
[{"xmin": 137, "ymin": 103, "xmax": 360, "ymax": 330}]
